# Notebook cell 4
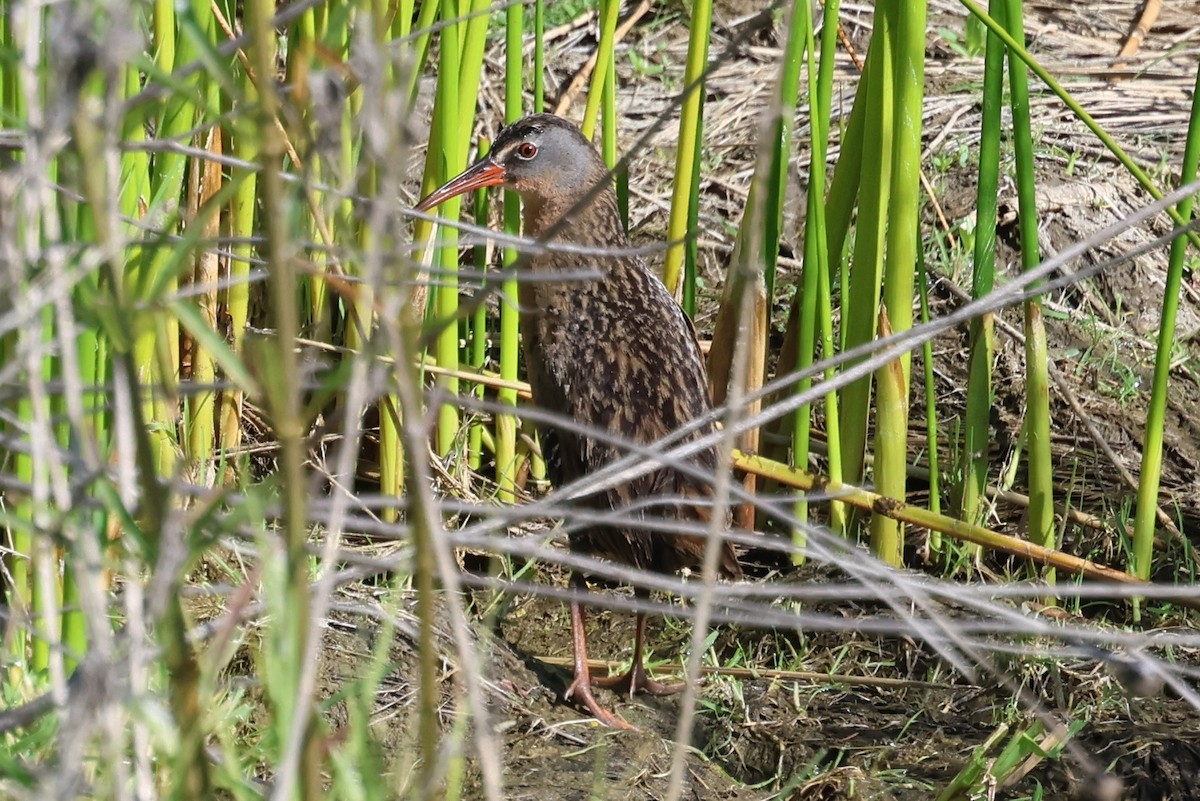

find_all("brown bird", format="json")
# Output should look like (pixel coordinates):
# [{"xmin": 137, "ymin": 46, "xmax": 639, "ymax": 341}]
[{"xmin": 416, "ymin": 114, "xmax": 741, "ymax": 729}]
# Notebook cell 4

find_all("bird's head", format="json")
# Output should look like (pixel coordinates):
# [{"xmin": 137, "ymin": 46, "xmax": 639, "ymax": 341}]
[{"xmin": 415, "ymin": 114, "xmax": 609, "ymax": 214}]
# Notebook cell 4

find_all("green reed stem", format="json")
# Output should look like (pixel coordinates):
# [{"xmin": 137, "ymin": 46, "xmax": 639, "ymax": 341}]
[
  {"xmin": 824, "ymin": 61, "xmax": 867, "ymax": 351},
  {"xmin": 960, "ymin": 0, "xmax": 1200, "ymax": 248},
  {"xmin": 790, "ymin": 0, "xmax": 825, "ymax": 557},
  {"xmin": 869, "ymin": 1, "xmax": 924, "ymax": 566},
  {"xmin": 496, "ymin": 0, "xmax": 524, "ymax": 502},
  {"xmin": 815, "ymin": 0, "xmax": 845, "ymax": 535},
  {"xmin": 1001, "ymin": 0, "xmax": 1055, "ymax": 590},
  {"xmin": 534, "ymin": 0, "xmax": 545, "ymax": 113},
  {"xmin": 682, "ymin": 114, "xmax": 704, "ymax": 319},
  {"xmin": 837, "ymin": 27, "xmax": 890, "ymax": 491},
  {"xmin": 0, "ymin": 14, "xmax": 25, "ymax": 658},
  {"xmin": 958, "ymin": 0, "xmax": 1004, "ymax": 546},
  {"xmin": 184, "ymin": 6, "xmax": 224, "ymax": 475},
  {"xmin": 581, "ymin": 0, "xmax": 619, "ymax": 141},
  {"xmin": 430, "ymin": 0, "xmax": 490, "ymax": 460},
  {"xmin": 430, "ymin": 0, "xmax": 463, "ymax": 458},
  {"xmin": 1133, "ymin": 62, "xmax": 1200, "ymax": 581},
  {"xmin": 220, "ymin": 56, "xmax": 258, "ymax": 459},
  {"xmin": 291, "ymin": 6, "xmax": 333, "ymax": 344},
  {"xmin": 245, "ymin": 0, "xmax": 317, "ymax": 792},
  {"xmin": 662, "ymin": 0, "xmax": 713, "ymax": 295},
  {"xmin": 468, "ymin": 139, "xmax": 491, "ymax": 473},
  {"xmin": 917, "ymin": 237, "xmax": 943, "ymax": 553},
  {"xmin": 764, "ymin": 0, "xmax": 808, "ymax": 306},
  {"xmin": 403, "ymin": 0, "xmax": 442, "ymax": 109},
  {"xmin": 604, "ymin": 52, "xmax": 629, "ymax": 228}
]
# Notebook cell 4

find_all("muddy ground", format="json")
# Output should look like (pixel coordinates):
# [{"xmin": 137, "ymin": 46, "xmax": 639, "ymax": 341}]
[
  {"xmin": 311, "ymin": 580, "xmax": 1200, "ymax": 800},
  {"xmin": 296, "ymin": 1, "xmax": 1200, "ymax": 799}
]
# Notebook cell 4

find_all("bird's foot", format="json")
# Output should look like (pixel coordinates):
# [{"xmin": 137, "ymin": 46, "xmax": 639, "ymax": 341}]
[
  {"xmin": 592, "ymin": 661, "xmax": 687, "ymax": 698},
  {"xmin": 565, "ymin": 676, "xmax": 639, "ymax": 730}
]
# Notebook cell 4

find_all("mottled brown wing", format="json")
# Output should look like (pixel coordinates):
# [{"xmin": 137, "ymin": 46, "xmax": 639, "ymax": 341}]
[
  {"xmin": 550, "ymin": 267, "xmax": 741, "ymax": 578},
  {"xmin": 521, "ymin": 314, "xmax": 586, "ymax": 493}
]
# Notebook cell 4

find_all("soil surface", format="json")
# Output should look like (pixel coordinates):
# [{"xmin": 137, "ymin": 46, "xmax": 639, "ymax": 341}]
[{"xmin": 312, "ymin": 582, "xmax": 1200, "ymax": 800}]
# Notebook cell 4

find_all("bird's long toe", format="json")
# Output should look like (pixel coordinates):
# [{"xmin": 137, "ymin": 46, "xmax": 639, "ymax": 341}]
[
  {"xmin": 592, "ymin": 662, "xmax": 688, "ymax": 698},
  {"xmin": 566, "ymin": 676, "xmax": 639, "ymax": 730}
]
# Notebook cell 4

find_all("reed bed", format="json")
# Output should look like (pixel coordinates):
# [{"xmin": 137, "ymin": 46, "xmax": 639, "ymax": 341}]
[{"xmin": 1, "ymin": 0, "xmax": 1198, "ymax": 798}]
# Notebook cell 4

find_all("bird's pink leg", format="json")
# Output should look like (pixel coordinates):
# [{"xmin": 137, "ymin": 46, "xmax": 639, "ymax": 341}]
[
  {"xmin": 564, "ymin": 586, "xmax": 637, "ymax": 730},
  {"xmin": 592, "ymin": 610, "xmax": 687, "ymax": 698}
]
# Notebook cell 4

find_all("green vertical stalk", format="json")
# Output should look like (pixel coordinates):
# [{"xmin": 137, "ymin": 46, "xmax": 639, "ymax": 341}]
[
  {"xmin": 661, "ymin": 0, "xmax": 713, "ymax": 294},
  {"xmin": 603, "ymin": 51, "xmax": 628, "ymax": 229},
  {"xmin": 336, "ymin": 75, "xmax": 357, "ymax": 347},
  {"xmin": 117, "ymin": 58, "xmax": 150, "ymax": 462},
  {"xmin": 581, "ymin": 0, "xmax": 619, "ymax": 141},
  {"xmin": 364, "ymin": 159, "xmax": 399, "ymax": 519},
  {"xmin": 291, "ymin": 5, "xmax": 331, "ymax": 342},
  {"xmin": 403, "ymin": 0, "xmax": 441, "ymax": 109},
  {"xmin": 824, "ymin": 63, "xmax": 868, "ymax": 351},
  {"xmin": 496, "ymin": 0, "xmax": 523, "ymax": 502},
  {"xmin": 409, "ymin": 3, "xmax": 449, "ymax": 264},
  {"xmin": 393, "ymin": 0, "xmax": 413, "ymax": 40},
  {"xmin": 431, "ymin": 0, "xmax": 462, "ymax": 458},
  {"xmin": 376, "ymin": 405, "xmax": 404, "ymax": 510},
  {"xmin": 817, "ymin": 238, "xmax": 844, "ymax": 535},
  {"xmin": 1132, "ymin": 63, "xmax": 1200, "ymax": 580},
  {"xmin": 220, "ymin": 50, "xmax": 258, "ymax": 460},
  {"xmin": 429, "ymin": 0, "xmax": 490, "ymax": 459},
  {"xmin": 837, "ymin": 23, "xmax": 892, "ymax": 490},
  {"xmin": 8, "ymin": 443, "xmax": 31, "ymax": 667},
  {"xmin": 363, "ymin": 3, "xmax": 403, "ymax": 522},
  {"xmin": 185, "ymin": 6, "xmax": 224, "ymax": 473},
  {"xmin": 467, "ymin": 140, "xmax": 491, "ymax": 473},
  {"xmin": 138, "ymin": 0, "xmax": 182, "ymax": 478},
  {"xmin": 791, "ymin": 0, "xmax": 825, "ymax": 558},
  {"xmin": 57, "ymin": 72, "xmax": 96, "ymax": 680},
  {"xmin": 815, "ymin": 0, "xmax": 845, "ymax": 536},
  {"xmin": 959, "ymin": 0, "xmax": 1004, "ymax": 546},
  {"xmin": 378, "ymin": 261, "xmax": 406, "ymax": 524},
  {"xmin": 918, "ymin": 237, "xmax": 943, "ymax": 553},
  {"xmin": 60, "ymin": 560, "xmax": 83, "ymax": 674},
  {"xmin": 962, "ymin": 0, "xmax": 1197, "ymax": 246},
  {"xmin": 244, "ymin": 0, "xmax": 317, "ymax": 792},
  {"xmin": 0, "ymin": 8, "xmax": 12, "ymax": 112},
  {"xmin": 2, "ymin": 8, "xmax": 30, "ymax": 665},
  {"xmin": 29, "ymin": 307, "xmax": 57, "ymax": 674},
  {"xmin": 534, "ymin": 0, "xmax": 545, "ymax": 113},
  {"xmin": 455, "ymin": 0, "xmax": 493, "ymax": 151},
  {"xmin": 763, "ymin": 0, "xmax": 808, "ymax": 305},
  {"xmin": 142, "ymin": 0, "xmax": 216, "ymax": 477},
  {"xmin": 68, "ymin": 274, "xmax": 109, "ymax": 671},
  {"xmin": 347, "ymin": 6, "xmax": 376, "ymax": 357},
  {"xmin": 1003, "ymin": 0, "xmax": 1055, "ymax": 589},
  {"xmin": 869, "ymin": 1, "xmax": 924, "ymax": 566},
  {"xmin": 682, "ymin": 113, "xmax": 704, "ymax": 319}
]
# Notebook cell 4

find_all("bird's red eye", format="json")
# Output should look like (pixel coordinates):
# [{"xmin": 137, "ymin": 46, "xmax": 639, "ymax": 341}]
[{"xmin": 517, "ymin": 142, "xmax": 538, "ymax": 159}]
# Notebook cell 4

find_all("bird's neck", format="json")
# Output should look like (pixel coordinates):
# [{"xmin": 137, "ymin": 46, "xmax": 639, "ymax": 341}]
[{"xmin": 522, "ymin": 187, "xmax": 628, "ymax": 250}]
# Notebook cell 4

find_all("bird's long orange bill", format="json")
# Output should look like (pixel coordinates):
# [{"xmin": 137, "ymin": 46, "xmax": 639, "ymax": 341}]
[{"xmin": 414, "ymin": 159, "xmax": 507, "ymax": 212}]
